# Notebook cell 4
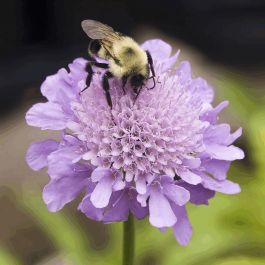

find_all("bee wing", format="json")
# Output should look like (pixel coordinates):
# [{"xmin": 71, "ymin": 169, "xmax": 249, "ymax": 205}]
[{"xmin": 81, "ymin": 20, "xmax": 121, "ymax": 41}]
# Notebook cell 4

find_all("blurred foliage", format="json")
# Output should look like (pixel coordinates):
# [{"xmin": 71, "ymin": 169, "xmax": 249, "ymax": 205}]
[
  {"xmin": 0, "ymin": 247, "xmax": 22, "ymax": 265},
  {"xmin": 13, "ymin": 74, "xmax": 265, "ymax": 264}
]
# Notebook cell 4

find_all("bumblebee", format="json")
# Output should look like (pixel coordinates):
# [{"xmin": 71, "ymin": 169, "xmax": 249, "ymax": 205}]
[{"xmin": 81, "ymin": 20, "xmax": 155, "ymax": 108}]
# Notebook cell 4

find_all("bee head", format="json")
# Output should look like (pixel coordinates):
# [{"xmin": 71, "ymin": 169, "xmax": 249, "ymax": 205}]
[{"xmin": 130, "ymin": 74, "xmax": 145, "ymax": 87}]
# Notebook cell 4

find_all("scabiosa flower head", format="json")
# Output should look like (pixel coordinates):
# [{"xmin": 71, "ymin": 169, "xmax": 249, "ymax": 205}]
[{"xmin": 26, "ymin": 39, "xmax": 244, "ymax": 245}]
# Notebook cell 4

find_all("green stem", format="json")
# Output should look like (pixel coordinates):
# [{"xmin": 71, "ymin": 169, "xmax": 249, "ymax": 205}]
[{"xmin": 122, "ymin": 213, "xmax": 135, "ymax": 265}]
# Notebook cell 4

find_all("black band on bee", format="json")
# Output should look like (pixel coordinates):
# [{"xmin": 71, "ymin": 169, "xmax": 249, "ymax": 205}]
[
  {"xmin": 130, "ymin": 74, "xmax": 145, "ymax": 87},
  {"xmin": 88, "ymin": 40, "xmax": 101, "ymax": 56}
]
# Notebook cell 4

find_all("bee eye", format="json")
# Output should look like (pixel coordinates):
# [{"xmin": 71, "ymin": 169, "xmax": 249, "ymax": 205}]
[{"xmin": 130, "ymin": 74, "xmax": 144, "ymax": 87}]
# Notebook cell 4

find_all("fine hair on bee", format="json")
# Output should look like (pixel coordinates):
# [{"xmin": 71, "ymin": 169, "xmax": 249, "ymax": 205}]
[{"xmin": 81, "ymin": 19, "xmax": 156, "ymax": 109}]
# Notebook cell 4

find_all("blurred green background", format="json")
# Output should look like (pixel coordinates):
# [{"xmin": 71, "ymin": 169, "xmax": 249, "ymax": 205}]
[{"xmin": 0, "ymin": 1, "xmax": 265, "ymax": 264}]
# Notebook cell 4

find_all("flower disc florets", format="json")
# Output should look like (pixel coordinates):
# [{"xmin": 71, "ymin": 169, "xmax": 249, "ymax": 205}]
[
  {"xmin": 26, "ymin": 39, "xmax": 244, "ymax": 245},
  {"xmin": 73, "ymin": 69, "xmax": 207, "ymax": 182}
]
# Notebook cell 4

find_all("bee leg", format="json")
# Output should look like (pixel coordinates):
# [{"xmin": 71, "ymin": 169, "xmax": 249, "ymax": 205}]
[
  {"xmin": 145, "ymin": 50, "xmax": 156, "ymax": 89},
  {"xmin": 122, "ymin": 76, "xmax": 128, "ymax": 94},
  {"xmin": 134, "ymin": 85, "xmax": 143, "ymax": 103},
  {"xmin": 146, "ymin": 50, "xmax": 156, "ymax": 77},
  {"xmin": 91, "ymin": 62, "xmax": 109, "ymax": 69},
  {"xmin": 147, "ymin": 76, "xmax": 156, "ymax": 90},
  {"xmin": 80, "ymin": 61, "xmax": 95, "ymax": 94},
  {"xmin": 85, "ymin": 62, "xmax": 94, "ymax": 87},
  {"xmin": 80, "ymin": 61, "xmax": 109, "ymax": 93},
  {"xmin": 102, "ymin": 71, "xmax": 113, "ymax": 109}
]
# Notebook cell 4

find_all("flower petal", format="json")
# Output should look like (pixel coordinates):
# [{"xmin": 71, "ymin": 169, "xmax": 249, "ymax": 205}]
[
  {"xmin": 172, "ymin": 205, "xmax": 192, "ymax": 246},
  {"xmin": 141, "ymin": 39, "xmax": 172, "ymax": 60},
  {"xmin": 201, "ymin": 101, "xmax": 229, "ymax": 124},
  {"xmin": 91, "ymin": 167, "xmax": 114, "ymax": 182},
  {"xmin": 43, "ymin": 167, "xmax": 89, "ymax": 212},
  {"xmin": 78, "ymin": 193, "xmax": 104, "ymax": 221},
  {"xmin": 149, "ymin": 189, "xmax": 177, "ymax": 228},
  {"xmin": 224, "ymin": 127, "xmax": 242, "ymax": 145},
  {"xmin": 40, "ymin": 69, "xmax": 72, "ymax": 101},
  {"xmin": 47, "ymin": 146, "xmax": 87, "ymax": 179},
  {"xmin": 183, "ymin": 158, "xmax": 201, "ymax": 169},
  {"xmin": 204, "ymin": 124, "xmax": 231, "ymax": 145},
  {"xmin": 90, "ymin": 176, "xmax": 114, "ymax": 208},
  {"xmin": 129, "ymin": 189, "xmax": 148, "ymax": 219},
  {"xmin": 135, "ymin": 177, "xmax": 147, "ymax": 195},
  {"xmin": 137, "ymin": 193, "xmax": 149, "ymax": 207},
  {"xmin": 179, "ymin": 183, "xmax": 215, "ymax": 205},
  {"xmin": 175, "ymin": 61, "xmax": 192, "ymax": 85},
  {"xmin": 204, "ymin": 124, "xmax": 241, "ymax": 147},
  {"xmin": 26, "ymin": 102, "xmax": 67, "ymax": 130},
  {"xmin": 26, "ymin": 140, "xmax": 59, "ymax": 170},
  {"xmin": 55, "ymin": 86, "xmax": 76, "ymax": 115},
  {"xmin": 160, "ymin": 51, "xmax": 180, "ymax": 72},
  {"xmin": 202, "ymin": 174, "xmax": 241, "ymax": 194},
  {"xmin": 178, "ymin": 170, "xmax": 202, "ymax": 185},
  {"xmin": 49, "ymin": 145, "xmax": 82, "ymax": 162},
  {"xmin": 163, "ymin": 184, "xmax": 190, "ymax": 206},
  {"xmin": 112, "ymin": 178, "xmax": 126, "ymax": 191},
  {"xmin": 203, "ymin": 159, "xmax": 230, "ymax": 180},
  {"xmin": 102, "ymin": 191, "xmax": 129, "ymax": 223},
  {"xmin": 205, "ymin": 144, "xmax": 244, "ymax": 161},
  {"xmin": 68, "ymin": 58, "xmax": 88, "ymax": 85},
  {"xmin": 190, "ymin": 77, "xmax": 214, "ymax": 103}
]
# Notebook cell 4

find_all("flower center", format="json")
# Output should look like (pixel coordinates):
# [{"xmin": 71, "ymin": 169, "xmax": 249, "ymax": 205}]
[{"xmin": 72, "ymin": 73, "xmax": 206, "ymax": 179}]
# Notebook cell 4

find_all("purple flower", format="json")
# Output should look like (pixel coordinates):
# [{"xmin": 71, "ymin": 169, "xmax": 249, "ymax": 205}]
[{"xmin": 26, "ymin": 39, "xmax": 244, "ymax": 245}]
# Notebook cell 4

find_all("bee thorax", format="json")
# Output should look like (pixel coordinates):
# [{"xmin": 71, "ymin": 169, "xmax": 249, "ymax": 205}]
[{"xmin": 109, "ymin": 37, "xmax": 148, "ymax": 80}]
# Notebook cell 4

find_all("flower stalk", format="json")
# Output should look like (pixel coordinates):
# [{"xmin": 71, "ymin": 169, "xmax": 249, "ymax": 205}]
[{"xmin": 122, "ymin": 213, "xmax": 135, "ymax": 265}]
